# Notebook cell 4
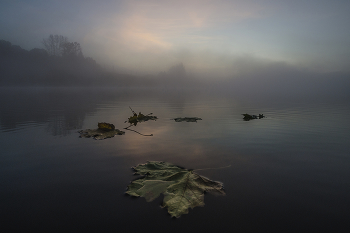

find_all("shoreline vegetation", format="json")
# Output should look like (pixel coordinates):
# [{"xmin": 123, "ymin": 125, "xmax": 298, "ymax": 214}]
[
  {"xmin": 1, "ymin": 37, "xmax": 349, "ymax": 99},
  {"xmin": 0, "ymin": 36, "xmax": 195, "ymax": 88}
]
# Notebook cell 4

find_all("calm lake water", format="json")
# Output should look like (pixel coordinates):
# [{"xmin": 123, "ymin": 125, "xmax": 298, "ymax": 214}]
[{"xmin": 1, "ymin": 87, "xmax": 349, "ymax": 232}]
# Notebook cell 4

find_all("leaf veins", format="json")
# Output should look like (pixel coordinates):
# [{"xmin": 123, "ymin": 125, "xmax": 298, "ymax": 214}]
[{"xmin": 126, "ymin": 161, "xmax": 225, "ymax": 218}]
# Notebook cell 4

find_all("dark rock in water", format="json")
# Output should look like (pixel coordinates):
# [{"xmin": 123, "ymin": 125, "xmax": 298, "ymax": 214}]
[{"xmin": 98, "ymin": 122, "xmax": 115, "ymax": 131}]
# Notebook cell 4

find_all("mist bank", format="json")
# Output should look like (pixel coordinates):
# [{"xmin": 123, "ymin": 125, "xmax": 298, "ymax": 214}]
[
  {"xmin": 206, "ymin": 64, "xmax": 350, "ymax": 100},
  {"xmin": 0, "ymin": 39, "xmax": 197, "ymax": 87},
  {"xmin": 1, "ymin": 39, "xmax": 349, "ymax": 99}
]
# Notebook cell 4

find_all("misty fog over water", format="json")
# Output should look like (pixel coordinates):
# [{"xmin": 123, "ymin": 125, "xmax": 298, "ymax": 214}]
[{"xmin": 1, "ymin": 39, "xmax": 350, "ymax": 100}]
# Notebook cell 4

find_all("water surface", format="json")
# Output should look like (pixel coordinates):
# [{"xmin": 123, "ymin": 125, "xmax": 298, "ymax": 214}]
[{"xmin": 1, "ymin": 87, "xmax": 349, "ymax": 232}]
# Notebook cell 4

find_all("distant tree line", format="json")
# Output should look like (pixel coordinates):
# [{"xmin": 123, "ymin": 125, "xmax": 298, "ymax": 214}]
[
  {"xmin": 0, "ymin": 35, "xmax": 194, "ymax": 87},
  {"xmin": 0, "ymin": 35, "xmax": 101, "ymax": 86}
]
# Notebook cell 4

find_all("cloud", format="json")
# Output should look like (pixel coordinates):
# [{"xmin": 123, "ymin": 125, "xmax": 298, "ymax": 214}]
[
  {"xmin": 81, "ymin": 0, "xmax": 270, "ymax": 73},
  {"xmin": 117, "ymin": 0, "xmax": 267, "ymax": 48}
]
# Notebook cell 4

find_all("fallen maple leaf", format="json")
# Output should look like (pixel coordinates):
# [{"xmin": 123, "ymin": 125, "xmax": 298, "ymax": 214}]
[{"xmin": 126, "ymin": 161, "xmax": 225, "ymax": 218}]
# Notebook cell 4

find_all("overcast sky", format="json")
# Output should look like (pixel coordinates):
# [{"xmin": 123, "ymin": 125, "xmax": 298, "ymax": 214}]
[{"xmin": 1, "ymin": 0, "xmax": 350, "ymax": 76}]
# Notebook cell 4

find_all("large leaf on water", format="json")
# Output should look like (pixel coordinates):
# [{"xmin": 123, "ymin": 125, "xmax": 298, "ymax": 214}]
[{"xmin": 126, "ymin": 161, "xmax": 225, "ymax": 218}]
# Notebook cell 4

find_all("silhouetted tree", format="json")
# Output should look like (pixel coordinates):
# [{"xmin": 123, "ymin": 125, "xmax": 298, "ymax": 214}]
[
  {"xmin": 62, "ymin": 42, "xmax": 83, "ymax": 57},
  {"xmin": 42, "ymin": 34, "xmax": 68, "ymax": 56}
]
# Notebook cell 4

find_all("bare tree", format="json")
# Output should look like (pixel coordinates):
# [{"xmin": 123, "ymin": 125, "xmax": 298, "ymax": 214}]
[
  {"xmin": 42, "ymin": 35, "xmax": 68, "ymax": 56},
  {"xmin": 62, "ymin": 42, "xmax": 83, "ymax": 57}
]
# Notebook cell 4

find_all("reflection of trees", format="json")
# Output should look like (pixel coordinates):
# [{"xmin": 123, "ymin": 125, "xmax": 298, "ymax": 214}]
[
  {"xmin": 46, "ymin": 114, "xmax": 85, "ymax": 136},
  {"xmin": 0, "ymin": 88, "xmax": 103, "ymax": 135}
]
